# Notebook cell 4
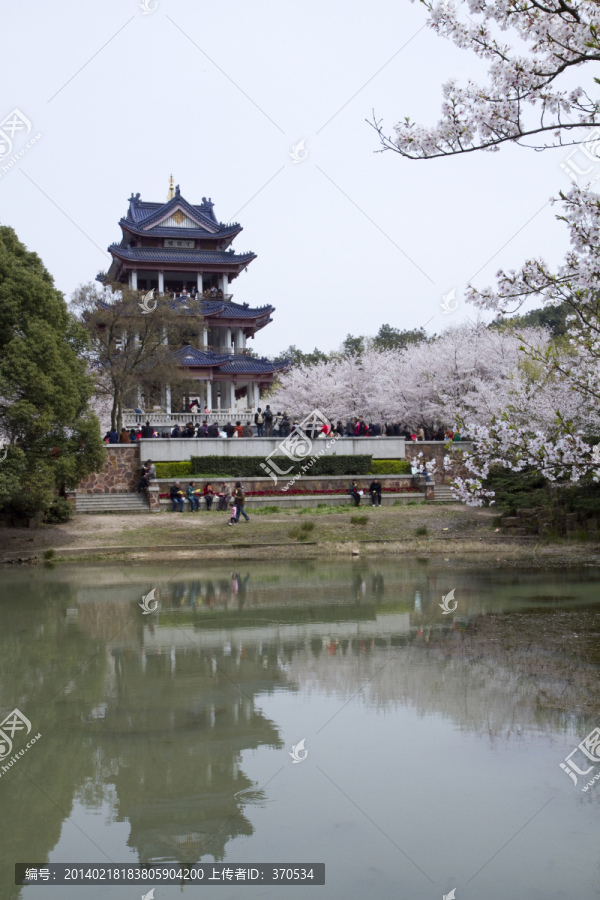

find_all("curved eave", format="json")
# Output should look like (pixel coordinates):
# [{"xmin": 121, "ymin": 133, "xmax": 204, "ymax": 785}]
[
  {"xmin": 107, "ymin": 245, "xmax": 257, "ymax": 270},
  {"xmin": 119, "ymin": 219, "xmax": 242, "ymax": 241}
]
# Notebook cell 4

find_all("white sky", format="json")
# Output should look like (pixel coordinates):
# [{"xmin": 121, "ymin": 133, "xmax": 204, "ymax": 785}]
[{"xmin": 1, "ymin": 0, "xmax": 589, "ymax": 357}]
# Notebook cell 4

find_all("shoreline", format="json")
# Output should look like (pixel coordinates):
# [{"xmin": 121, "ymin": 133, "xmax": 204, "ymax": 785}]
[{"xmin": 3, "ymin": 505, "xmax": 600, "ymax": 567}]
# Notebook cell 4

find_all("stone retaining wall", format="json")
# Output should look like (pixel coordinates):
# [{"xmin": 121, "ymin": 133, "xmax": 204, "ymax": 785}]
[{"xmin": 78, "ymin": 446, "xmax": 140, "ymax": 493}]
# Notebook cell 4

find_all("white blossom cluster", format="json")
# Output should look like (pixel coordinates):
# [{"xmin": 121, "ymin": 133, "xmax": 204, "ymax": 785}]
[
  {"xmin": 269, "ymin": 321, "xmax": 557, "ymax": 431},
  {"xmin": 451, "ymin": 185, "xmax": 600, "ymax": 503},
  {"xmin": 378, "ymin": 0, "xmax": 600, "ymax": 158}
]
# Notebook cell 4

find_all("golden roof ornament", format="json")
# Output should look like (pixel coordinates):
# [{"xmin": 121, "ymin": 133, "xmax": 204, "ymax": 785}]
[{"xmin": 167, "ymin": 174, "xmax": 175, "ymax": 200}]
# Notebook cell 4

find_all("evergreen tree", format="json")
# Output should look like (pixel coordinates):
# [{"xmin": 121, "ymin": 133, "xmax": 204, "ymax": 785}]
[
  {"xmin": 0, "ymin": 227, "xmax": 105, "ymax": 519},
  {"xmin": 372, "ymin": 324, "xmax": 427, "ymax": 351}
]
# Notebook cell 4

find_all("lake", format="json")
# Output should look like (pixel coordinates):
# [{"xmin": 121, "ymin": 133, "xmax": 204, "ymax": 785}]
[{"xmin": 1, "ymin": 558, "xmax": 599, "ymax": 900}]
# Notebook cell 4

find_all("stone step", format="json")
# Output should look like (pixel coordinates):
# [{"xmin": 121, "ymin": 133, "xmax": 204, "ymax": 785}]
[
  {"xmin": 76, "ymin": 493, "xmax": 150, "ymax": 513},
  {"xmin": 432, "ymin": 486, "xmax": 458, "ymax": 503}
]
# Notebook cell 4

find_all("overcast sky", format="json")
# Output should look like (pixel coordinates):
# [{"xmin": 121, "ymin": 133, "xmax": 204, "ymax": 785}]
[{"xmin": 1, "ymin": 0, "xmax": 587, "ymax": 357}]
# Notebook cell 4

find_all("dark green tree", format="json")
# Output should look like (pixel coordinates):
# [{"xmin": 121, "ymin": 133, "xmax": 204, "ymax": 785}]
[
  {"xmin": 372, "ymin": 324, "xmax": 427, "ymax": 351},
  {"xmin": 273, "ymin": 345, "xmax": 330, "ymax": 366},
  {"xmin": 341, "ymin": 333, "xmax": 365, "ymax": 357},
  {"xmin": 490, "ymin": 302, "xmax": 570, "ymax": 338},
  {"xmin": 0, "ymin": 226, "xmax": 105, "ymax": 519}
]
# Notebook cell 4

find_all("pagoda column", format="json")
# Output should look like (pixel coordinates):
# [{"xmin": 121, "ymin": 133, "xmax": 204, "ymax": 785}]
[
  {"xmin": 197, "ymin": 272, "xmax": 203, "ymax": 293},
  {"xmin": 253, "ymin": 382, "xmax": 260, "ymax": 409},
  {"xmin": 130, "ymin": 270, "xmax": 138, "ymax": 290},
  {"xmin": 229, "ymin": 382, "xmax": 236, "ymax": 413},
  {"xmin": 165, "ymin": 384, "xmax": 172, "ymax": 414},
  {"xmin": 221, "ymin": 273, "xmax": 228, "ymax": 294},
  {"xmin": 206, "ymin": 380, "xmax": 212, "ymax": 411},
  {"xmin": 158, "ymin": 272, "xmax": 164, "ymax": 294},
  {"xmin": 225, "ymin": 327, "xmax": 232, "ymax": 352},
  {"xmin": 202, "ymin": 326, "xmax": 208, "ymax": 349},
  {"xmin": 240, "ymin": 330, "xmax": 246, "ymax": 350}
]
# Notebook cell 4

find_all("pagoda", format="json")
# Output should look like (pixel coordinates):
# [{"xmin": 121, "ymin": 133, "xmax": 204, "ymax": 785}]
[{"xmin": 98, "ymin": 177, "xmax": 287, "ymax": 416}]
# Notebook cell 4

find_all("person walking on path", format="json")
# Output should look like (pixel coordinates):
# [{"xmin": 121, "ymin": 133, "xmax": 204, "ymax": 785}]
[
  {"xmin": 349, "ymin": 480, "xmax": 362, "ymax": 507},
  {"xmin": 369, "ymin": 478, "xmax": 382, "ymax": 507},
  {"xmin": 204, "ymin": 483, "xmax": 215, "ymax": 510},
  {"xmin": 170, "ymin": 482, "xmax": 185, "ymax": 512},
  {"xmin": 254, "ymin": 408, "xmax": 265, "ymax": 437},
  {"xmin": 186, "ymin": 482, "xmax": 200, "ymax": 512},
  {"xmin": 233, "ymin": 482, "xmax": 250, "ymax": 522}
]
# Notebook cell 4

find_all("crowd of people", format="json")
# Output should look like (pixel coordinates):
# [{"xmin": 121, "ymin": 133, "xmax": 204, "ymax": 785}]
[
  {"xmin": 104, "ymin": 409, "xmax": 461, "ymax": 444},
  {"xmin": 169, "ymin": 480, "xmax": 250, "ymax": 524}
]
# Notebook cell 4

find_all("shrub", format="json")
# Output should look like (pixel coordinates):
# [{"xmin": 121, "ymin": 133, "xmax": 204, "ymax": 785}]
[
  {"xmin": 415, "ymin": 525, "xmax": 428, "ymax": 535},
  {"xmin": 369, "ymin": 459, "xmax": 411, "ymax": 475},
  {"xmin": 351, "ymin": 515, "xmax": 368, "ymax": 525},
  {"xmin": 288, "ymin": 521, "xmax": 315, "ymax": 540},
  {"xmin": 155, "ymin": 461, "xmax": 193, "ymax": 478},
  {"xmin": 190, "ymin": 455, "xmax": 372, "ymax": 477},
  {"xmin": 43, "ymin": 549, "xmax": 55, "ymax": 560},
  {"xmin": 44, "ymin": 499, "xmax": 73, "ymax": 524}
]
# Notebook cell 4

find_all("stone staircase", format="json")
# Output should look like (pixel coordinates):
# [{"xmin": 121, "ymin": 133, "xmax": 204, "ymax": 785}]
[
  {"xmin": 76, "ymin": 492, "xmax": 150, "ymax": 513},
  {"xmin": 432, "ymin": 485, "xmax": 458, "ymax": 503}
]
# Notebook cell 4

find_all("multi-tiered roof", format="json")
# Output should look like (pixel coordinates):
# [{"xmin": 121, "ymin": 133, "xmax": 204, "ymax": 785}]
[{"xmin": 99, "ymin": 183, "xmax": 288, "ymax": 400}]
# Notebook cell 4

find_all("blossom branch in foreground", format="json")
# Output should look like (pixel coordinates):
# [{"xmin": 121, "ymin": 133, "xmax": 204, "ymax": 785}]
[{"xmin": 371, "ymin": 0, "xmax": 600, "ymax": 159}]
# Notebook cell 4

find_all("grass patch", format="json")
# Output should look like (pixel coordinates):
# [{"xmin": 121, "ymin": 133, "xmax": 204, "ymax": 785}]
[
  {"xmin": 43, "ymin": 549, "xmax": 55, "ymax": 560},
  {"xmin": 415, "ymin": 525, "xmax": 428, "ymax": 536},
  {"xmin": 288, "ymin": 521, "xmax": 315, "ymax": 541},
  {"xmin": 350, "ymin": 515, "xmax": 368, "ymax": 525},
  {"xmin": 252, "ymin": 505, "xmax": 280, "ymax": 515},
  {"xmin": 296, "ymin": 505, "xmax": 350, "ymax": 515}
]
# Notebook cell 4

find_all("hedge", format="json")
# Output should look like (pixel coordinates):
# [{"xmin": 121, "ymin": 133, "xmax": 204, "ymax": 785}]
[
  {"xmin": 189, "ymin": 455, "xmax": 373, "ymax": 477},
  {"xmin": 155, "ymin": 461, "xmax": 193, "ymax": 478},
  {"xmin": 369, "ymin": 459, "xmax": 411, "ymax": 475}
]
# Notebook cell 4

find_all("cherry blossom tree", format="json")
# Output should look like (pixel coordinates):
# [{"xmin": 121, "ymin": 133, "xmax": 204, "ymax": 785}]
[
  {"xmin": 450, "ymin": 186, "xmax": 600, "ymax": 503},
  {"xmin": 372, "ymin": 0, "xmax": 600, "ymax": 159},
  {"xmin": 269, "ymin": 321, "xmax": 562, "ymax": 432}
]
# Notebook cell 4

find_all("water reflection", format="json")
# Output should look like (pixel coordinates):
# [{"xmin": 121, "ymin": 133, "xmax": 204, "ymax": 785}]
[{"xmin": 1, "ymin": 560, "xmax": 600, "ymax": 897}]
